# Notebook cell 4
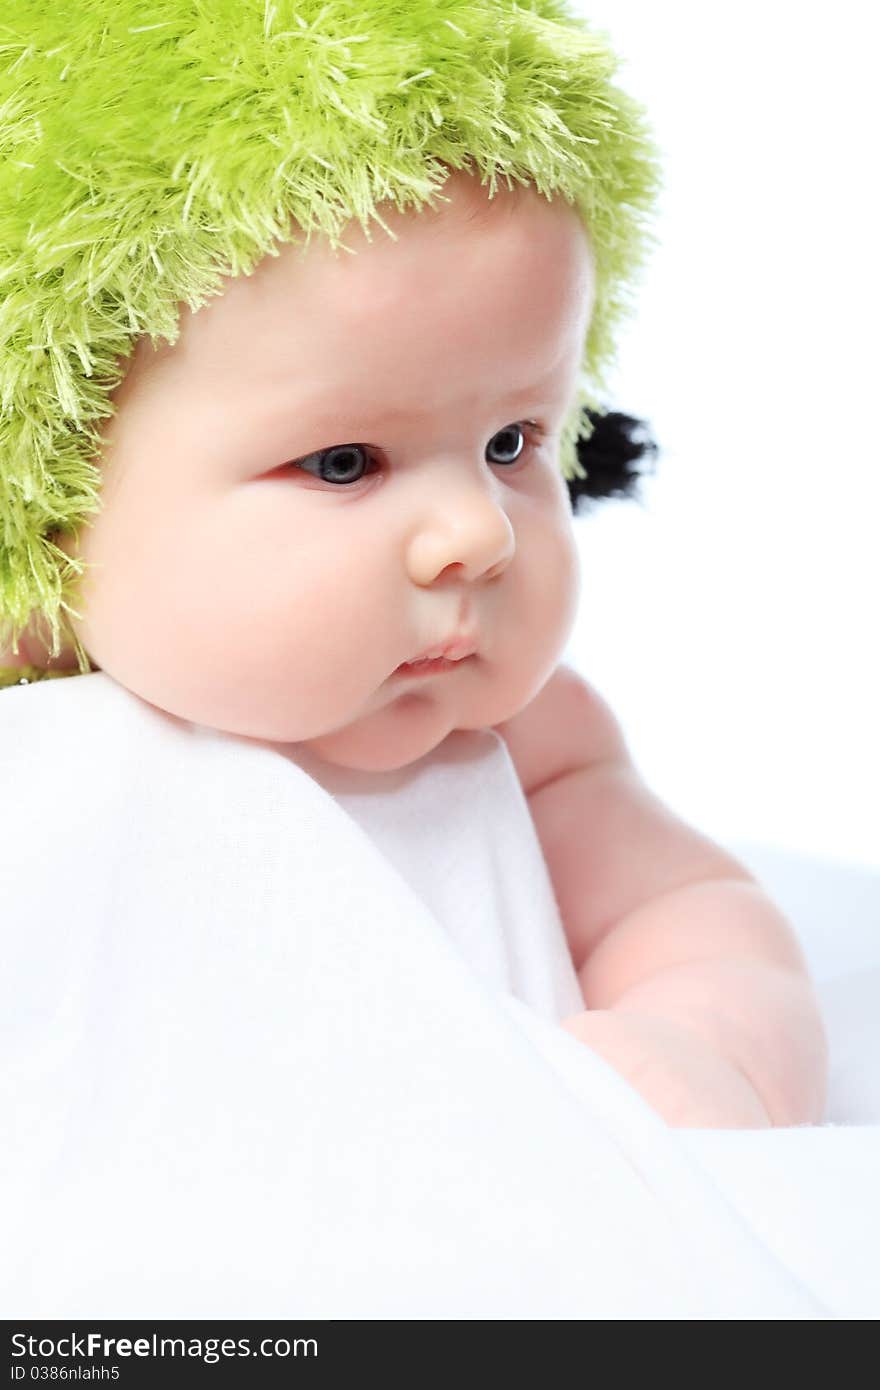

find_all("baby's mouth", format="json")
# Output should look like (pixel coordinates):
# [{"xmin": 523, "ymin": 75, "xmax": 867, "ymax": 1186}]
[
  {"xmin": 392, "ymin": 630, "xmax": 479, "ymax": 678},
  {"xmin": 393, "ymin": 655, "xmax": 475, "ymax": 678}
]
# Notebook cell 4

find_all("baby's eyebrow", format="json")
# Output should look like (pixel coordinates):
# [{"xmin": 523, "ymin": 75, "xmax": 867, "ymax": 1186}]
[{"xmin": 265, "ymin": 377, "xmax": 570, "ymax": 431}]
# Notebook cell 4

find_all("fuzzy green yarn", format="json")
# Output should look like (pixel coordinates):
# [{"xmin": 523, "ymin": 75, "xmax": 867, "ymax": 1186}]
[{"xmin": 0, "ymin": 0, "xmax": 662, "ymax": 669}]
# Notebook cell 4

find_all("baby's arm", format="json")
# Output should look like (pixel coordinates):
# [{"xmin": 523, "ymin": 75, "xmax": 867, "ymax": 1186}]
[{"xmin": 493, "ymin": 665, "xmax": 829, "ymax": 1128}]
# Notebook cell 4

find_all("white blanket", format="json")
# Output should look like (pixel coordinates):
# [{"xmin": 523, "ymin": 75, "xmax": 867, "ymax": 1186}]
[{"xmin": 1, "ymin": 673, "xmax": 877, "ymax": 1319}]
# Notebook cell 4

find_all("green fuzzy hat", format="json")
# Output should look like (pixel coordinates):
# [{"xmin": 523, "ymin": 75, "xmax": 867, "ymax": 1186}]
[{"xmin": 0, "ymin": 0, "xmax": 662, "ymax": 670}]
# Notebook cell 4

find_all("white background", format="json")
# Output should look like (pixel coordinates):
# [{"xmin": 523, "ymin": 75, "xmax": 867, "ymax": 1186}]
[{"xmin": 565, "ymin": 1, "xmax": 879, "ymax": 875}]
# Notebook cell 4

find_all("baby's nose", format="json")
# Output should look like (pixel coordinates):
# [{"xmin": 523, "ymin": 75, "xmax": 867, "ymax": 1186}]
[{"xmin": 406, "ymin": 495, "xmax": 515, "ymax": 586}]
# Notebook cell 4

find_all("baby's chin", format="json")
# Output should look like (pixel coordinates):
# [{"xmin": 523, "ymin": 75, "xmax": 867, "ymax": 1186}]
[{"xmin": 287, "ymin": 692, "xmax": 463, "ymax": 774}]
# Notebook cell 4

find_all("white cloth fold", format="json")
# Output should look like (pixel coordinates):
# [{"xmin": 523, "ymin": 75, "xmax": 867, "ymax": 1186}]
[{"xmin": 0, "ymin": 673, "xmax": 874, "ymax": 1318}]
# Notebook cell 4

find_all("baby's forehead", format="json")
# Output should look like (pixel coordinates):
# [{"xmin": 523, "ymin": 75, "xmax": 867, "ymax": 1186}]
[
  {"xmin": 112, "ymin": 175, "xmax": 591, "ymax": 423},
  {"xmin": 224, "ymin": 179, "xmax": 570, "ymax": 311}
]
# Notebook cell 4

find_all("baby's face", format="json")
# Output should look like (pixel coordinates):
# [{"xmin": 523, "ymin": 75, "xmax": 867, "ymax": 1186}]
[{"xmin": 60, "ymin": 169, "xmax": 595, "ymax": 771}]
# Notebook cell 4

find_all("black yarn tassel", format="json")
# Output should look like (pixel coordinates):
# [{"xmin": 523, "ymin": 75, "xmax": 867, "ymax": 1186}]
[{"xmin": 567, "ymin": 407, "xmax": 659, "ymax": 514}]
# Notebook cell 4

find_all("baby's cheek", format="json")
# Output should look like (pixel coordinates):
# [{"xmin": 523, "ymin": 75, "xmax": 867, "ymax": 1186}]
[
  {"xmin": 59, "ymin": 498, "xmax": 207, "ymax": 702},
  {"xmin": 475, "ymin": 511, "xmax": 579, "ymax": 728},
  {"xmin": 522, "ymin": 509, "xmax": 580, "ymax": 650},
  {"xmin": 77, "ymin": 512, "xmax": 389, "ymax": 736}
]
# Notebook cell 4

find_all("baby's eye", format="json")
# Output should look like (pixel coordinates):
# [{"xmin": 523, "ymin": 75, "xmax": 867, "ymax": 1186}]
[
  {"xmin": 295, "ymin": 443, "xmax": 375, "ymax": 486},
  {"xmin": 485, "ymin": 423, "xmax": 528, "ymax": 466}
]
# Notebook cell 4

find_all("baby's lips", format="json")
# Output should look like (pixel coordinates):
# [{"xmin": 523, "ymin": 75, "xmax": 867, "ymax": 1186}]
[{"xmin": 408, "ymin": 632, "xmax": 479, "ymax": 663}]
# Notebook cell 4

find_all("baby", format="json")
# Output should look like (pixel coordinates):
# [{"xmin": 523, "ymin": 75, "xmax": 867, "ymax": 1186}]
[
  {"xmin": 1, "ymin": 165, "xmax": 827, "ymax": 1129},
  {"xmin": 0, "ymin": 2, "xmax": 827, "ymax": 1131}
]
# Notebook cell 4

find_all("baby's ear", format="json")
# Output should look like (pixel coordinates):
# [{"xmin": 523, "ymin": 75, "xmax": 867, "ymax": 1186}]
[
  {"xmin": 566, "ymin": 407, "xmax": 659, "ymax": 514},
  {"xmin": 0, "ymin": 611, "xmax": 81, "ymax": 672}
]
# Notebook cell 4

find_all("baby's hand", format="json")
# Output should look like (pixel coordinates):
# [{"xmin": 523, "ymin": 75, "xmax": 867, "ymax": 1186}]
[{"xmin": 560, "ymin": 1008, "xmax": 772, "ymax": 1129}]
